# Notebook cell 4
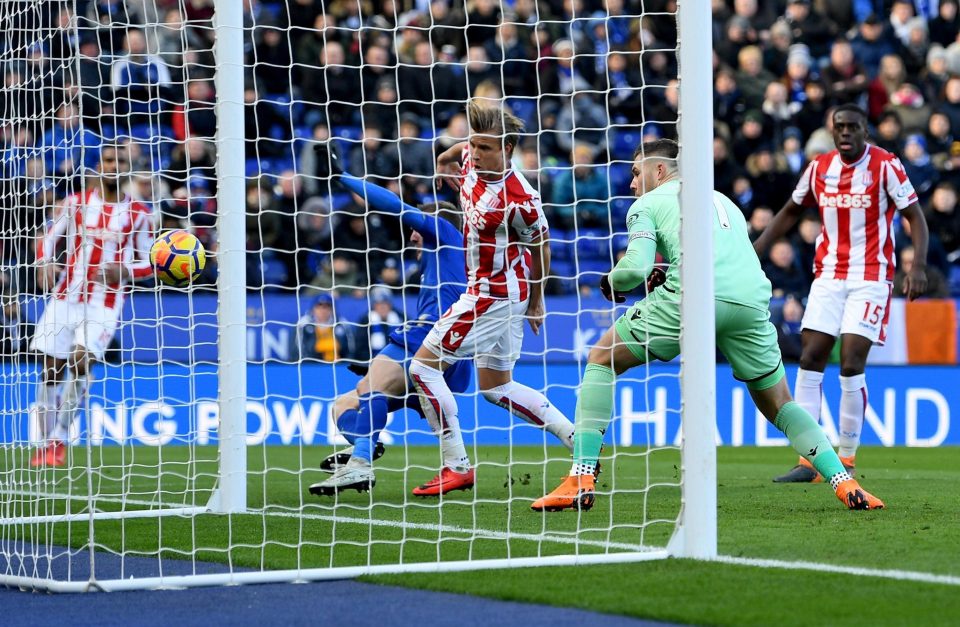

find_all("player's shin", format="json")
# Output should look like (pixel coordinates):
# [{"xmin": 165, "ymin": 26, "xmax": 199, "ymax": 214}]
[
  {"xmin": 410, "ymin": 360, "xmax": 470, "ymax": 471},
  {"xmin": 52, "ymin": 374, "xmax": 91, "ymax": 442},
  {"xmin": 794, "ymin": 369, "xmax": 824, "ymax": 423},
  {"xmin": 336, "ymin": 408, "xmax": 361, "ymax": 445},
  {"xmin": 838, "ymin": 374, "xmax": 866, "ymax": 459},
  {"xmin": 35, "ymin": 381, "xmax": 60, "ymax": 441},
  {"xmin": 774, "ymin": 401, "xmax": 847, "ymax": 482},
  {"xmin": 352, "ymin": 393, "xmax": 389, "ymax": 462},
  {"xmin": 481, "ymin": 382, "xmax": 575, "ymax": 451},
  {"xmin": 571, "ymin": 364, "xmax": 615, "ymax": 475}
]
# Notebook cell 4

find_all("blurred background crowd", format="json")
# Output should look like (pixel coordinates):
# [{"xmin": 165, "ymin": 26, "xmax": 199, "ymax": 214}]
[{"xmin": 1, "ymin": 0, "xmax": 959, "ymax": 362}]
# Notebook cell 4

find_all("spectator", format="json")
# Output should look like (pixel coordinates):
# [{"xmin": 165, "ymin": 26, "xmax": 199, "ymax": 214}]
[
  {"xmin": 245, "ymin": 177, "xmax": 283, "ymax": 287},
  {"xmin": 110, "ymin": 28, "xmax": 173, "ymax": 128},
  {"xmin": 922, "ymin": 46, "xmax": 951, "ymax": 107},
  {"xmin": 83, "ymin": 0, "xmax": 144, "ymax": 55},
  {"xmin": 747, "ymin": 206, "xmax": 773, "ymax": 241},
  {"xmin": 602, "ymin": 52, "xmax": 643, "ymax": 123},
  {"xmin": 791, "ymin": 211, "xmax": 821, "ymax": 283},
  {"xmin": 360, "ymin": 45, "xmax": 394, "ymax": 104},
  {"xmin": 782, "ymin": 126, "xmax": 806, "ymax": 175},
  {"xmin": 544, "ymin": 39, "xmax": 591, "ymax": 98},
  {"xmin": 782, "ymin": 43, "xmax": 815, "ymax": 105},
  {"xmin": 794, "ymin": 79, "xmax": 829, "ymax": 141},
  {"xmin": 555, "ymin": 91, "xmax": 609, "ymax": 156},
  {"xmin": 745, "ymin": 146, "xmax": 793, "ymax": 210},
  {"xmin": 429, "ymin": 0, "xmax": 467, "ymax": 57},
  {"xmin": 735, "ymin": 45, "xmax": 776, "ymax": 110},
  {"xmin": 436, "ymin": 113, "xmax": 469, "ymax": 154},
  {"xmin": 731, "ymin": 109, "xmax": 768, "ymax": 163},
  {"xmin": 384, "ymin": 114, "xmax": 435, "ymax": 193},
  {"xmin": 775, "ymin": 294, "xmax": 805, "ymax": 363},
  {"xmin": 899, "ymin": 18, "xmax": 931, "ymax": 77},
  {"xmin": 252, "ymin": 19, "xmax": 294, "ymax": 96},
  {"xmin": 716, "ymin": 15, "xmax": 757, "ymax": 70},
  {"xmin": 714, "ymin": 67, "xmax": 745, "ymax": 134},
  {"xmin": 293, "ymin": 294, "xmax": 349, "ymax": 362},
  {"xmin": 939, "ymin": 77, "xmax": 960, "ymax": 134},
  {"xmin": 894, "ymin": 246, "xmax": 950, "ymax": 298},
  {"xmin": 850, "ymin": 14, "xmax": 898, "ymax": 80},
  {"xmin": 349, "ymin": 126, "xmax": 398, "ymax": 183},
  {"xmin": 763, "ymin": 238, "xmax": 808, "ymax": 298},
  {"xmin": 927, "ymin": 111, "xmax": 955, "ymax": 167},
  {"xmin": 889, "ymin": 0, "xmax": 917, "ymax": 46},
  {"xmin": 466, "ymin": 0, "xmax": 502, "ymax": 47},
  {"xmin": 518, "ymin": 140, "xmax": 553, "ymax": 206},
  {"xmin": 295, "ymin": 196, "xmax": 333, "ymax": 281},
  {"xmin": 867, "ymin": 55, "xmax": 906, "ymax": 121},
  {"xmin": 925, "ymin": 182, "xmax": 960, "ymax": 261},
  {"xmin": 763, "ymin": 19, "xmax": 792, "ymax": 77},
  {"xmin": 167, "ymin": 137, "xmax": 217, "ymax": 196},
  {"xmin": 330, "ymin": 196, "xmax": 392, "ymax": 283},
  {"xmin": 300, "ymin": 41, "xmax": 362, "ymax": 128},
  {"xmin": 732, "ymin": 174, "xmax": 755, "ymax": 214},
  {"xmin": 298, "ymin": 121, "xmax": 343, "ymax": 198},
  {"xmin": 713, "ymin": 135, "xmax": 744, "ymax": 199},
  {"xmin": 873, "ymin": 110, "xmax": 904, "ymax": 154},
  {"xmin": 39, "ymin": 101, "xmax": 102, "ymax": 179},
  {"xmin": 761, "ymin": 81, "xmax": 800, "ymax": 146},
  {"xmin": 782, "ymin": 0, "xmax": 834, "ymax": 59},
  {"xmin": 464, "ymin": 45, "xmax": 500, "ymax": 96},
  {"xmin": 172, "ymin": 78, "xmax": 217, "ymax": 141},
  {"xmin": 354, "ymin": 287, "xmax": 404, "ymax": 363},
  {"xmin": 902, "ymin": 134, "xmax": 938, "ymax": 205},
  {"xmin": 821, "ymin": 39, "xmax": 868, "ymax": 106},
  {"xmin": 486, "ymin": 19, "xmax": 534, "ymax": 98},
  {"xmin": 929, "ymin": 0, "xmax": 960, "ymax": 48},
  {"xmin": 363, "ymin": 78, "xmax": 400, "ymax": 140},
  {"xmin": 887, "ymin": 84, "xmax": 933, "ymax": 135},
  {"xmin": 551, "ymin": 143, "xmax": 610, "ymax": 229}
]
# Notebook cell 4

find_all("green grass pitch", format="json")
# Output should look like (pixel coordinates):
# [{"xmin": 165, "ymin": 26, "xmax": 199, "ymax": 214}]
[{"xmin": 4, "ymin": 445, "xmax": 958, "ymax": 625}]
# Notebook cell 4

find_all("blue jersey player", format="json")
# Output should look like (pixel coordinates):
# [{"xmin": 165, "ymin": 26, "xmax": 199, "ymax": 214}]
[{"xmin": 309, "ymin": 165, "xmax": 472, "ymax": 496}]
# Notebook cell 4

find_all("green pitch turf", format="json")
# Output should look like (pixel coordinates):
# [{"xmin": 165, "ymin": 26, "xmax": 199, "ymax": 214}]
[{"xmin": 2, "ymin": 445, "xmax": 958, "ymax": 625}]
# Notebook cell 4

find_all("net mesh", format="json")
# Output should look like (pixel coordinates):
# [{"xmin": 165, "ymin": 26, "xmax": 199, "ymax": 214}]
[{"xmin": 0, "ymin": 0, "xmax": 689, "ymax": 589}]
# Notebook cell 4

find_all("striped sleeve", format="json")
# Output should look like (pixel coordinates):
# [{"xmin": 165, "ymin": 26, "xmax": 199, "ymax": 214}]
[
  {"xmin": 36, "ymin": 196, "xmax": 74, "ymax": 262},
  {"xmin": 129, "ymin": 204, "xmax": 156, "ymax": 279},
  {"xmin": 883, "ymin": 157, "xmax": 918, "ymax": 210},
  {"xmin": 791, "ymin": 161, "xmax": 817, "ymax": 206}
]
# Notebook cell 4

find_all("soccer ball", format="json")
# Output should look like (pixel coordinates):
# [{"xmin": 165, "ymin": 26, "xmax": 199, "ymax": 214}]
[{"xmin": 150, "ymin": 230, "xmax": 206, "ymax": 287}]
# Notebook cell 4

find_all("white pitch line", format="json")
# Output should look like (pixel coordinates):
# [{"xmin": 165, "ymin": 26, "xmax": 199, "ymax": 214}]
[
  {"xmin": 714, "ymin": 555, "xmax": 960, "ymax": 587},
  {"xmin": 1, "ymin": 489, "xmax": 650, "ymax": 552},
  {"xmin": 7, "ymin": 489, "xmax": 959, "ymax": 586}
]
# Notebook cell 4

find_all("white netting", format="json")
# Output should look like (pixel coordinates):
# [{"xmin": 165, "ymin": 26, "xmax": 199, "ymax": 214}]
[{"xmin": 0, "ymin": 0, "xmax": 701, "ymax": 591}]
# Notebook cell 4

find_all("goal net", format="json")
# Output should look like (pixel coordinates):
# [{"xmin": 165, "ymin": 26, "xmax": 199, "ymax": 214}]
[{"xmin": 0, "ymin": 0, "xmax": 714, "ymax": 592}]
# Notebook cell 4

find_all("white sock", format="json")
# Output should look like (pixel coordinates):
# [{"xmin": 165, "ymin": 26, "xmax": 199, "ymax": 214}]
[
  {"xmin": 35, "ymin": 381, "xmax": 60, "ymax": 441},
  {"xmin": 838, "ymin": 374, "xmax": 866, "ymax": 459},
  {"xmin": 52, "ymin": 374, "xmax": 91, "ymax": 442},
  {"xmin": 794, "ymin": 369, "xmax": 824, "ymax": 424},
  {"xmin": 409, "ymin": 360, "xmax": 471, "ymax": 471},
  {"xmin": 482, "ymin": 382, "xmax": 575, "ymax": 451},
  {"xmin": 569, "ymin": 462, "xmax": 596, "ymax": 476}
]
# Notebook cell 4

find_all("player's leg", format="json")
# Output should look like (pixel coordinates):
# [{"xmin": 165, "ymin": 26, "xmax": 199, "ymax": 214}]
[
  {"xmin": 477, "ymin": 306, "xmax": 575, "ymax": 451},
  {"xmin": 834, "ymin": 280, "xmax": 891, "ymax": 470},
  {"xmin": 775, "ymin": 278, "xmax": 843, "ymax": 483},
  {"xmin": 719, "ymin": 302, "xmax": 882, "ymax": 509},
  {"xmin": 533, "ymin": 299, "xmax": 673, "ymax": 512},
  {"xmin": 28, "ymin": 298, "xmax": 74, "ymax": 466}
]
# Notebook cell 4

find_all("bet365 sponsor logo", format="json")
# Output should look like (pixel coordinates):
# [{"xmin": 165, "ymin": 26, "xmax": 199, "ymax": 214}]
[{"xmin": 819, "ymin": 193, "xmax": 872, "ymax": 209}]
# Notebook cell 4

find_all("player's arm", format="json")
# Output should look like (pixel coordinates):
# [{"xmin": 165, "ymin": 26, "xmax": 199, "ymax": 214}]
[
  {"xmin": 526, "ymin": 229, "xmax": 550, "ymax": 335},
  {"xmin": 435, "ymin": 141, "xmax": 466, "ymax": 190},
  {"xmin": 100, "ymin": 207, "xmax": 154, "ymax": 284},
  {"xmin": 337, "ymin": 173, "xmax": 436, "ymax": 237},
  {"xmin": 35, "ymin": 200, "xmax": 73, "ymax": 291},
  {"xmin": 608, "ymin": 210, "xmax": 658, "ymax": 293},
  {"xmin": 900, "ymin": 202, "xmax": 929, "ymax": 300}
]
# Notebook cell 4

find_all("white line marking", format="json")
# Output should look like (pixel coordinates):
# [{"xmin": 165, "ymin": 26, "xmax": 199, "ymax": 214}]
[
  {"xmin": 714, "ymin": 556, "xmax": 960, "ymax": 587},
  {"xmin": 6, "ymin": 490, "xmax": 959, "ymax": 586}
]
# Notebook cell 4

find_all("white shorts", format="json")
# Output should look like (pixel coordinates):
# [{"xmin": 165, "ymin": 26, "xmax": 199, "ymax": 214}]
[
  {"xmin": 801, "ymin": 278, "xmax": 893, "ymax": 345},
  {"xmin": 424, "ymin": 293, "xmax": 527, "ymax": 371},
  {"xmin": 29, "ymin": 298, "xmax": 121, "ymax": 361}
]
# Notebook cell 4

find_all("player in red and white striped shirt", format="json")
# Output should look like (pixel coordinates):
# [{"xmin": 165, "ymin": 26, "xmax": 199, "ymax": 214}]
[
  {"xmin": 29, "ymin": 144, "xmax": 154, "ymax": 467},
  {"xmin": 755, "ymin": 104, "xmax": 929, "ymax": 482},
  {"xmin": 407, "ymin": 101, "xmax": 576, "ymax": 495}
]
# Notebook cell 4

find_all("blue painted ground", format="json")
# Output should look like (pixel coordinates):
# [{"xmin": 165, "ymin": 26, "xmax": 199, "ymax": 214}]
[{"xmin": 1, "ymin": 547, "xmax": 674, "ymax": 626}]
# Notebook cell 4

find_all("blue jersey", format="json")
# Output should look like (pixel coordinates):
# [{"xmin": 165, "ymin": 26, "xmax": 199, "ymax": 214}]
[{"xmin": 340, "ymin": 174, "xmax": 465, "ymax": 322}]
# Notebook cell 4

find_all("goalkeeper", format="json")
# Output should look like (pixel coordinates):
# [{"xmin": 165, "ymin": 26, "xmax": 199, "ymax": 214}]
[
  {"xmin": 309, "ymin": 152, "xmax": 472, "ymax": 496},
  {"xmin": 533, "ymin": 139, "xmax": 885, "ymax": 512}
]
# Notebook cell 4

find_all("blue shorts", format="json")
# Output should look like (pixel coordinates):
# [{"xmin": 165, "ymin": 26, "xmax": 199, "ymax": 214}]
[{"xmin": 378, "ymin": 324, "xmax": 473, "ymax": 415}]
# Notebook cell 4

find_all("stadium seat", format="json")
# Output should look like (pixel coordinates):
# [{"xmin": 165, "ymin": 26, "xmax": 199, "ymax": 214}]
[
  {"xmin": 550, "ymin": 231, "xmax": 574, "ymax": 261},
  {"xmin": 260, "ymin": 253, "xmax": 289, "ymax": 286},
  {"xmin": 611, "ymin": 128, "xmax": 643, "ymax": 160},
  {"xmin": 949, "ymin": 265, "xmax": 960, "ymax": 297},
  {"xmin": 506, "ymin": 98, "xmax": 538, "ymax": 126},
  {"xmin": 575, "ymin": 229, "xmax": 613, "ymax": 259}
]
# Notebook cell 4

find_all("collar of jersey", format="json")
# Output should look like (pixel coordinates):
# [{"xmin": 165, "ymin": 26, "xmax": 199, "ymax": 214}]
[{"xmin": 839, "ymin": 145, "xmax": 870, "ymax": 168}]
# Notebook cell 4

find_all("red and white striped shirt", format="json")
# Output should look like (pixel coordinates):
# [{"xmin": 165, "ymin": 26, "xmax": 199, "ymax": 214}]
[
  {"xmin": 459, "ymin": 147, "xmax": 548, "ymax": 301},
  {"xmin": 37, "ymin": 188, "xmax": 154, "ymax": 310},
  {"xmin": 791, "ymin": 144, "xmax": 917, "ymax": 282}
]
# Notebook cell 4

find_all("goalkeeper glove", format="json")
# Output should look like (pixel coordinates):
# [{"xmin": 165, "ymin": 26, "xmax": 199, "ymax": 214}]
[
  {"xmin": 599, "ymin": 274, "xmax": 627, "ymax": 303},
  {"xmin": 312, "ymin": 143, "xmax": 344, "ymax": 178},
  {"xmin": 645, "ymin": 267, "xmax": 667, "ymax": 293}
]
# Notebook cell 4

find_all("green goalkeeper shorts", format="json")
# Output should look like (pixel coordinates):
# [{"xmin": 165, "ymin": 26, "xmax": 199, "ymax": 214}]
[{"xmin": 614, "ymin": 297, "xmax": 785, "ymax": 391}]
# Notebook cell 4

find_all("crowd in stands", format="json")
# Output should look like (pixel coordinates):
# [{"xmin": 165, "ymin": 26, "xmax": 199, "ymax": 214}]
[{"xmin": 2, "ymin": 0, "xmax": 960, "ymax": 363}]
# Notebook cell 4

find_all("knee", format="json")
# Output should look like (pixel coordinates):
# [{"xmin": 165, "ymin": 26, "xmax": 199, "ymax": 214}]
[
  {"xmin": 333, "ymin": 395, "xmax": 357, "ymax": 419},
  {"xmin": 480, "ymin": 383, "xmax": 510, "ymax": 405},
  {"xmin": 798, "ymin": 353, "xmax": 826, "ymax": 372},
  {"xmin": 587, "ymin": 345, "xmax": 613, "ymax": 369},
  {"xmin": 839, "ymin": 365, "xmax": 865, "ymax": 378}
]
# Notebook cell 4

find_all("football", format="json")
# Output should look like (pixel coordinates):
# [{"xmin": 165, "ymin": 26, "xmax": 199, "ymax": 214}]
[{"xmin": 150, "ymin": 229, "xmax": 206, "ymax": 287}]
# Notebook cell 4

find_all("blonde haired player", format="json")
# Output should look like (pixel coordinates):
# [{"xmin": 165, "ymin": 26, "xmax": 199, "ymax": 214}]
[
  {"xmin": 407, "ymin": 100, "xmax": 577, "ymax": 496},
  {"xmin": 29, "ymin": 144, "xmax": 154, "ymax": 466}
]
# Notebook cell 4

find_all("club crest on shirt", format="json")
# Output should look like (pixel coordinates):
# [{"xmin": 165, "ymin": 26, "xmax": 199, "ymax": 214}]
[{"xmin": 861, "ymin": 170, "xmax": 873, "ymax": 186}]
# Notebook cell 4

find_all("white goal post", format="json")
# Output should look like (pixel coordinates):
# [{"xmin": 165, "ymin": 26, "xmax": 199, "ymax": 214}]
[{"xmin": 0, "ymin": 0, "xmax": 714, "ymax": 592}]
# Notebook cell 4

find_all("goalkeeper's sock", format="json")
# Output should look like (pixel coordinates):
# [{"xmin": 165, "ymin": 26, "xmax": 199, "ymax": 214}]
[
  {"xmin": 352, "ymin": 393, "xmax": 389, "ymax": 463},
  {"xmin": 570, "ymin": 364, "xmax": 614, "ymax": 472},
  {"xmin": 52, "ymin": 374, "xmax": 90, "ymax": 442},
  {"xmin": 774, "ymin": 401, "xmax": 845, "ymax": 481},
  {"xmin": 838, "ymin": 374, "xmax": 866, "ymax": 458},
  {"xmin": 481, "ymin": 382, "xmax": 575, "ymax": 451},
  {"xmin": 409, "ymin": 360, "xmax": 470, "ymax": 471},
  {"xmin": 35, "ymin": 381, "xmax": 60, "ymax": 440},
  {"xmin": 336, "ymin": 409, "xmax": 360, "ymax": 445}
]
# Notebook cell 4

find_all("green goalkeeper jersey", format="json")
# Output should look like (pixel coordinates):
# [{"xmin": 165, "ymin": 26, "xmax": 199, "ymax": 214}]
[{"xmin": 609, "ymin": 179, "xmax": 772, "ymax": 311}]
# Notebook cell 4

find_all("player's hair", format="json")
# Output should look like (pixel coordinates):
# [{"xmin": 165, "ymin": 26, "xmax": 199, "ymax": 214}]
[
  {"xmin": 832, "ymin": 103, "xmax": 867, "ymax": 126},
  {"xmin": 419, "ymin": 200, "xmax": 462, "ymax": 232},
  {"xmin": 634, "ymin": 138, "xmax": 679, "ymax": 168},
  {"xmin": 466, "ymin": 100, "xmax": 524, "ymax": 149}
]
